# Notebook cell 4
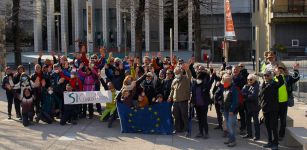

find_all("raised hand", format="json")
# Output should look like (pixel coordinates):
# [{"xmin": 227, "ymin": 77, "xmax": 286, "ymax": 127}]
[
  {"xmin": 293, "ymin": 63, "xmax": 299, "ymax": 70},
  {"xmin": 58, "ymin": 78, "xmax": 65, "ymax": 84},
  {"xmin": 182, "ymin": 63, "xmax": 189, "ymax": 71}
]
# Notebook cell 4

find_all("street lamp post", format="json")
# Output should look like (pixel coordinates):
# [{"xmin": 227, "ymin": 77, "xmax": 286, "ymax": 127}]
[{"xmin": 54, "ymin": 12, "xmax": 61, "ymax": 53}]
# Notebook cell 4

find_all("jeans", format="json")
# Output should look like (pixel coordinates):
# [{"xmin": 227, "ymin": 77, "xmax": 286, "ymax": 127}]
[
  {"xmin": 246, "ymin": 111, "xmax": 260, "ymax": 138},
  {"xmin": 224, "ymin": 112, "xmax": 237, "ymax": 143},
  {"xmin": 278, "ymin": 102, "xmax": 288, "ymax": 137}
]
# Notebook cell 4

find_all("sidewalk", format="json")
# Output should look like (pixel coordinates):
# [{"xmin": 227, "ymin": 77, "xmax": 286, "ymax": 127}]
[{"xmin": 0, "ymin": 89, "xmax": 303, "ymax": 150}]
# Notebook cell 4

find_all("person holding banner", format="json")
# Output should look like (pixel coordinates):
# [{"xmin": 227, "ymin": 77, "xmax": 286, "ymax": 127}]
[
  {"xmin": 60, "ymin": 84, "xmax": 78, "ymax": 125},
  {"xmin": 36, "ymin": 80, "xmax": 61, "ymax": 124},
  {"xmin": 99, "ymin": 79, "xmax": 119, "ymax": 128},
  {"xmin": 69, "ymin": 71, "xmax": 84, "ymax": 119}
]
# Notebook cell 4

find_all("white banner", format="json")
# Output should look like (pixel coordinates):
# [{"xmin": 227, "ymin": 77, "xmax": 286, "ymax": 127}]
[{"xmin": 64, "ymin": 91, "xmax": 112, "ymax": 105}]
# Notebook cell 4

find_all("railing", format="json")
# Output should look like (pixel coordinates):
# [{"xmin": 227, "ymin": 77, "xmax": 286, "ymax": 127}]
[{"xmin": 272, "ymin": 4, "xmax": 307, "ymax": 14}]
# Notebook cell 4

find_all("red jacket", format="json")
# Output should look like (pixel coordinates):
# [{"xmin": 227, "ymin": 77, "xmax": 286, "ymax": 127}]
[{"xmin": 69, "ymin": 78, "xmax": 83, "ymax": 91}]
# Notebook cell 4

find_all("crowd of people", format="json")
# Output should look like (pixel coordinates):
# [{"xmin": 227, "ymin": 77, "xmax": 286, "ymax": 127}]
[{"xmin": 1, "ymin": 47, "xmax": 300, "ymax": 149}]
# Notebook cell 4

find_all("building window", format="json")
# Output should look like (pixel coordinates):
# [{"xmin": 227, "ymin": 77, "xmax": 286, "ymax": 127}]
[
  {"xmin": 288, "ymin": 0, "xmax": 305, "ymax": 13},
  {"xmin": 253, "ymin": 0, "xmax": 255, "ymax": 12},
  {"xmin": 257, "ymin": 0, "xmax": 260, "ymax": 11}
]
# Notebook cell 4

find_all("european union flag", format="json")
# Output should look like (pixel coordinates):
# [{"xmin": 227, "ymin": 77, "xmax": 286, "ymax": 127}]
[{"xmin": 117, "ymin": 102, "xmax": 173, "ymax": 135}]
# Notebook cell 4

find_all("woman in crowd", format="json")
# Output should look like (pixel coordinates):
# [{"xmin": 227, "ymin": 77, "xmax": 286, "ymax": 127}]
[
  {"xmin": 78, "ymin": 63, "xmax": 98, "ymax": 119},
  {"xmin": 241, "ymin": 74, "xmax": 260, "ymax": 141}
]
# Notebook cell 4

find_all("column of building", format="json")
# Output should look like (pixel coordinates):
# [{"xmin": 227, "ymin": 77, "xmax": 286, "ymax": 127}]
[
  {"xmin": 60, "ymin": 0, "xmax": 69, "ymax": 52},
  {"xmin": 102, "ymin": 0, "xmax": 108, "ymax": 48},
  {"xmin": 159, "ymin": 0, "xmax": 164, "ymax": 51},
  {"xmin": 188, "ymin": 0, "xmax": 193, "ymax": 51},
  {"xmin": 174, "ymin": 0, "xmax": 178, "ymax": 52},
  {"xmin": 73, "ymin": 0, "xmax": 82, "ymax": 52},
  {"xmin": 33, "ymin": 0, "xmax": 42, "ymax": 52},
  {"xmin": 116, "ymin": 0, "xmax": 122, "ymax": 51},
  {"xmin": 47, "ymin": 0, "xmax": 55, "ymax": 52},
  {"xmin": 130, "ymin": 0, "xmax": 136, "ymax": 52},
  {"xmin": 145, "ymin": 0, "xmax": 150, "ymax": 52}
]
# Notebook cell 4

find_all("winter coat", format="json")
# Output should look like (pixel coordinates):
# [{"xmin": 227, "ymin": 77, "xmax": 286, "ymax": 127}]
[
  {"xmin": 259, "ymin": 75, "xmax": 284, "ymax": 113},
  {"xmin": 242, "ymin": 82, "xmax": 260, "ymax": 113},
  {"xmin": 223, "ymin": 85, "xmax": 239, "ymax": 113},
  {"xmin": 78, "ymin": 69, "xmax": 98, "ymax": 91},
  {"xmin": 141, "ymin": 80, "xmax": 156, "ymax": 103},
  {"xmin": 2, "ymin": 74, "xmax": 14, "ymax": 95},
  {"xmin": 41, "ymin": 88, "xmax": 61, "ymax": 114},
  {"xmin": 191, "ymin": 79, "xmax": 211, "ymax": 107}
]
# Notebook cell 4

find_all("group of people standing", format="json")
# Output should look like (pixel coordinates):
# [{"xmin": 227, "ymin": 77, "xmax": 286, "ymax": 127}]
[{"xmin": 1, "ymin": 47, "xmax": 300, "ymax": 149}]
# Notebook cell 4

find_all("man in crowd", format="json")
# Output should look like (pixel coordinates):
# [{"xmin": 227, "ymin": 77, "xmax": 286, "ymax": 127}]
[{"xmin": 168, "ymin": 64, "xmax": 191, "ymax": 137}]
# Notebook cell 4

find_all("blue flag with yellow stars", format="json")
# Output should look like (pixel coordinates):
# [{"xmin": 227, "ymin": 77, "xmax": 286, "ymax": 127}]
[{"xmin": 117, "ymin": 102, "xmax": 173, "ymax": 135}]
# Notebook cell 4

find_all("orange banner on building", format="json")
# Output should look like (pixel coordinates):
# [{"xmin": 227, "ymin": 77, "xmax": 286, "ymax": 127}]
[{"xmin": 225, "ymin": 0, "xmax": 236, "ymax": 39}]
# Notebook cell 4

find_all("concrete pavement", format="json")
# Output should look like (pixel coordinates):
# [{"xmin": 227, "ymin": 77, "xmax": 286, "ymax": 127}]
[{"xmin": 0, "ymin": 89, "xmax": 303, "ymax": 150}]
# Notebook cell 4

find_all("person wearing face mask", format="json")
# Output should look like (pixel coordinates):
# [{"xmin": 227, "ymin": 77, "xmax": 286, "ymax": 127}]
[
  {"xmin": 222, "ymin": 74, "xmax": 239, "ymax": 147},
  {"xmin": 36, "ymin": 80, "xmax": 61, "ymax": 124},
  {"xmin": 2, "ymin": 67, "xmax": 16, "ymax": 119},
  {"xmin": 30, "ymin": 64, "xmax": 43, "ymax": 118},
  {"xmin": 99, "ymin": 80, "xmax": 120, "ymax": 128},
  {"xmin": 60, "ymin": 84, "xmax": 78, "ymax": 125},
  {"xmin": 241, "ymin": 74, "xmax": 260, "ymax": 141},
  {"xmin": 69, "ymin": 71, "xmax": 84, "ymax": 118},
  {"xmin": 191, "ymin": 72, "xmax": 211, "ymax": 139},
  {"xmin": 168, "ymin": 64, "xmax": 192, "ymax": 137},
  {"xmin": 141, "ymin": 72, "xmax": 156, "ymax": 104},
  {"xmin": 12, "ymin": 65, "xmax": 25, "ymax": 119},
  {"xmin": 155, "ymin": 70, "xmax": 166, "ymax": 97},
  {"xmin": 78, "ymin": 63, "xmax": 99, "ymax": 119},
  {"xmin": 259, "ymin": 71, "xmax": 284, "ymax": 150}
]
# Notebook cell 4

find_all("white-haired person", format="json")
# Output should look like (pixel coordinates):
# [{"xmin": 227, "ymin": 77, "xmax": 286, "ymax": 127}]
[
  {"xmin": 259, "ymin": 70, "xmax": 284, "ymax": 150},
  {"xmin": 241, "ymin": 74, "xmax": 260, "ymax": 141},
  {"xmin": 221, "ymin": 73, "xmax": 239, "ymax": 147}
]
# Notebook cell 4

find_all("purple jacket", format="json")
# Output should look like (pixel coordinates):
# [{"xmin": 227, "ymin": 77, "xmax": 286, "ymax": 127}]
[{"xmin": 78, "ymin": 69, "xmax": 98, "ymax": 91}]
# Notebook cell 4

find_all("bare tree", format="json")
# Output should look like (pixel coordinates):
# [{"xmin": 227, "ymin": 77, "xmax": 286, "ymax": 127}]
[{"xmin": 12, "ymin": 0, "xmax": 21, "ymax": 66}]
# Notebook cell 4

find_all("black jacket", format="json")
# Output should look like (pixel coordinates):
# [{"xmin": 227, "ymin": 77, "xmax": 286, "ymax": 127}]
[
  {"xmin": 2, "ymin": 74, "xmax": 14, "ymax": 94},
  {"xmin": 141, "ymin": 80, "xmax": 156, "ymax": 104},
  {"xmin": 191, "ymin": 79, "xmax": 211, "ymax": 107},
  {"xmin": 242, "ymin": 82, "xmax": 260, "ymax": 112},
  {"xmin": 259, "ymin": 75, "xmax": 284, "ymax": 113}
]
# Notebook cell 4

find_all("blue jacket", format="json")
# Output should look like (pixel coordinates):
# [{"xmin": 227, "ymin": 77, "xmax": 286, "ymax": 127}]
[{"xmin": 223, "ymin": 85, "xmax": 239, "ymax": 113}]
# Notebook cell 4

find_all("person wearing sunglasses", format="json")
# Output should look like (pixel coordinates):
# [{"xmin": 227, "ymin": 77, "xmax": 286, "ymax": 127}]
[
  {"xmin": 241, "ymin": 74, "xmax": 260, "ymax": 141},
  {"xmin": 259, "ymin": 70, "xmax": 284, "ymax": 150}
]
